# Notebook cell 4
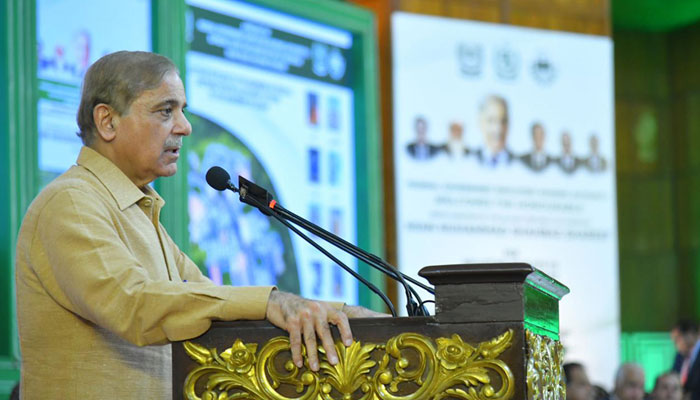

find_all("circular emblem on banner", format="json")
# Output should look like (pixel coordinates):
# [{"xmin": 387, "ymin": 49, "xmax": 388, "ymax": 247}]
[{"xmin": 532, "ymin": 54, "xmax": 556, "ymax": 85}]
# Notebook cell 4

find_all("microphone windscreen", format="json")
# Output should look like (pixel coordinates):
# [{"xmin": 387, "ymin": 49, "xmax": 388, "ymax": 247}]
[{"xmin": 206, "ymin": 166, "xmax": 231, "ymax": 191}]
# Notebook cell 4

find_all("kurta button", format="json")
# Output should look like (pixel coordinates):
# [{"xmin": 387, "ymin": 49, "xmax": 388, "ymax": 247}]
[{"xmin": 143, "ymin": 198, "xmax": 153, "ymax": 207}]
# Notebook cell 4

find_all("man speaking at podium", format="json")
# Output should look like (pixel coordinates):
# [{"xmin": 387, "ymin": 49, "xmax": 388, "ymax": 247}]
[{"xmin": 15, "ymin": 51, "xmax": 379, "ymax": 399}]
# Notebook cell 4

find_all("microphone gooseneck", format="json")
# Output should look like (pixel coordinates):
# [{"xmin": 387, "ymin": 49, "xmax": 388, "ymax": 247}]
[{"xmin": 242, "ymin": 193, "xmax": 397, "ymax": 317}]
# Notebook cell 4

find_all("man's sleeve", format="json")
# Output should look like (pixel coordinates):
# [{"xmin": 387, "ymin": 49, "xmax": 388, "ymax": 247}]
[
  {"xmin": 164, "ymin": 221, "xmax": 344, "ymax": 311},
  {"xmin": 32, "ymin": 188, "xmax": 273, "ymax": 346}
]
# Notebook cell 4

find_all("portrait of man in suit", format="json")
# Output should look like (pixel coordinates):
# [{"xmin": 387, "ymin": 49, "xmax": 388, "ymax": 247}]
[
  {"xmin": 584, "ymin": 134, "xmax": 607, "ymax": 172},
  {"xmin": 556, "ymin": 131, "xmax": 582, "ymax": 174},
  {"xmin": 406, "ymin": 116, "xmax": 441, "ymax": 160},
  {"xmin": 474, "ymin": 94, "xmax": 513, "ymax": 167},
  {"xmin": 519, "ymin": 122, "xmax": 552, "ymax": 172}
]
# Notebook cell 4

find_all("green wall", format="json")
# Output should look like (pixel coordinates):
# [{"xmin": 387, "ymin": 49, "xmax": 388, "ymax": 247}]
[
  {"xmin": 616, "ymin": 19, "xmax": 700, "ymax": 391},
  {"xmin": 616, "ymin": 21, "xmax": 700, "ymax": 331},
  {"xmin": 620, "ymin": 332, "xmax": 677, "ymax": 392},
  {"xmin": 615, "ymin": 30, "xmax": 678, "ymax": 331},
  {"xmin": 669, "ymin": 23, "xmax": 700, "ymax": 321}
]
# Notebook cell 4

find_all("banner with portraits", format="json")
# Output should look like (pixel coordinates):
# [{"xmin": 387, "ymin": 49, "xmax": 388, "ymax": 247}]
[{"xmin": 392, "ymin": 12, "xmax": 617, "ymax": 385}]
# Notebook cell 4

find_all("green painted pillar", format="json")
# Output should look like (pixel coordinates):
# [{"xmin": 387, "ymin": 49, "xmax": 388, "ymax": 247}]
[
  {"xmin": 0, "ymin": 0, "xmax": 39, "ymax": 397},
  {"xmin": 152, "ymin": 0, "xmax": 191, "ymax": 250}
]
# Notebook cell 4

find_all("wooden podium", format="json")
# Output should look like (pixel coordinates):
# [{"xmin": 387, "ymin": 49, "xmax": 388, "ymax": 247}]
[{"xmin": 172, "ymin": 263, "xmax": 569, "ymax": 400}]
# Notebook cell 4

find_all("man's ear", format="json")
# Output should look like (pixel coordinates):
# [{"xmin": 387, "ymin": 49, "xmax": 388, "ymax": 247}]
[{"xmin": 93, "ymin": 103, "xmax": 118, "ymax": 142}]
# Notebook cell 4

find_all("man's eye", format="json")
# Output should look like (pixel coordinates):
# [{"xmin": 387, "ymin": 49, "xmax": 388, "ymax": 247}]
[{"xmin": 160, "ymin": 108, "xmax": 173, "ymax": 117}]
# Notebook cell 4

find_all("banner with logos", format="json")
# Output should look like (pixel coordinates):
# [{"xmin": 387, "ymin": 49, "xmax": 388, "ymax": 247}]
[{"xmin": 393, "ymin": 12, "xmax": 617, "ymax": 385}]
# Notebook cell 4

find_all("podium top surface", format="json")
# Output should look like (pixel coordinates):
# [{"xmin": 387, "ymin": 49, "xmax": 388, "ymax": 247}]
[{"xmin": 419, "ymin": 262, "xmax": 569, "ymax": 300}]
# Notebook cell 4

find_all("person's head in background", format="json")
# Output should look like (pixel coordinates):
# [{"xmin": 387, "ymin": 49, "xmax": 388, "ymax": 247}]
[
  {"xmin": 671, "ymin": 320, "xmax": 699, "ymax": 359},
  {"xmin": 650, "ymin": 372, "xmax": 682, "ymax": 400},
  {"xmin": 591, "ymin": 384, "xmax": 610, "ymax": 400},
  {"xmin": 613, "ymin": 363, "xmax": 646, "ymax": 400},
  {"xmin": 564, "ymin": 362, "xmax": 594, "ymax": 400}
]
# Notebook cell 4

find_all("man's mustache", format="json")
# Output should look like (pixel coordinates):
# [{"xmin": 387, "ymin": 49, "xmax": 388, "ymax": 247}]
[{"xmin": 164, "ymin": 137, "xmax": 182, "ymax": 149}]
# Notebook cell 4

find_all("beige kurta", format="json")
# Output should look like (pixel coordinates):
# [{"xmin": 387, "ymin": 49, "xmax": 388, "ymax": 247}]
[{"xmin": 16, "ymin": 146, "xmax": 274, "ymax": 399}]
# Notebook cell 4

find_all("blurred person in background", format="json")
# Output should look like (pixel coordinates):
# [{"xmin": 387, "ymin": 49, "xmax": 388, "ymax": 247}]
[
  {"xmin": 670, "ymin": 320, "xmax": 700, "ymax": 399},
  {"xmin": 564, "ymin": 362, "xmax": 595, "ymax": 400},
  {"xmin": 650, "ymin": 372, "xmax": 682, "ymax": 400},
  {"xmin": 593, "ymin": 384, "xmax": 611, "ymax": 400},
  {"xmin": 610, "ymin": 363, "xmax": 646, "ymax": 400}
]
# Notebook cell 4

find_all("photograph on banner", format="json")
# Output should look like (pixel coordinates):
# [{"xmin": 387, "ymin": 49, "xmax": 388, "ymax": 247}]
[
  {"xmin": 393, "ymin": 12, "xmax": 617, "ymax": 386},
  {"xmin": 185, "ymin": 0, "xmax": 358, "ymax": 303},
  {"xmin": 37, "ymin": 0, "xmax": 151, "ymax": 185}
]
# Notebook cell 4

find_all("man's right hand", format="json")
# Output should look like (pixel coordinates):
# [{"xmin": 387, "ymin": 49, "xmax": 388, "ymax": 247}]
[{"xmin": 264, "ymin": 290, "xmax": 353, "ymax": 372}]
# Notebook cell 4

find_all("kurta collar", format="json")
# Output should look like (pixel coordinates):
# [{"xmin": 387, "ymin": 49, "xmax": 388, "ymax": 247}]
[{"xmin": 77, "ymin": 146, "xmax": 164, "ymax": 211}]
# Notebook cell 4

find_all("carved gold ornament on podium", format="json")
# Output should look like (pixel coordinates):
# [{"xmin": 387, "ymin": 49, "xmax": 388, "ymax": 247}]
[
  {"xmin": 183, "ymin": 329, "xmax": 515, "ymax": 400},
  {"xmin": 525, "ymin": 330, "xmax": 565, "ymax": 400}
]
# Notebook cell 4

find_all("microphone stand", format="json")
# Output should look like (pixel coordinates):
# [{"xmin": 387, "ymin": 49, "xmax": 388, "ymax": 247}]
[
  {"xmin": 238, "ymin": 176, "xmax": 431, "ymax": 316},
  {"xmin": 239, "ymin": 191, "xmax": 397, "ymax": 317}
]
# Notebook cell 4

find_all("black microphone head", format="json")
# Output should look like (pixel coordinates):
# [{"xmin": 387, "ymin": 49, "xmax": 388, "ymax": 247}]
[{"xmin": 206, "ymin": 166, "xmax": 231, "ymax": 191}]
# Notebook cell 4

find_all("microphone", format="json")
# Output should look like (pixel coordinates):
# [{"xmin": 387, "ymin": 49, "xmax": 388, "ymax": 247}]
[
  {"xmin": 205, "ymin": 167, "xmax": 398, "ymax": 316},
  {"xmin": 205, "ymin": 166, "xmax": 238, "ymax": 192}
]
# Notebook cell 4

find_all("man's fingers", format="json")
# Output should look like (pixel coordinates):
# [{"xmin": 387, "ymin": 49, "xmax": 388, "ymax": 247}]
[
  {"xmin": 315, "ymin": 314, "xmax": 339, "ymax": 366},
  {"xmin": 302, "ymin": 316, "xmax": 319, "ymax": 371},
  {"xmin": 330, "ymin": 310, "xmax": 353, "ymax": 347},
  {"xmin": 266, "ymin": 292, "xmax": 365, "ymax": 372},
  {"xmin": 287, "ymin": 317, "xmax": 303, "ymax": 368}
]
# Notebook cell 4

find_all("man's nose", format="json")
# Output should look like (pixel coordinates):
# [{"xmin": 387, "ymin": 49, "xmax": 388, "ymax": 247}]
[{"xmin": 175, "ymin": 111, "xmax": 192, "ymax": 136}]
